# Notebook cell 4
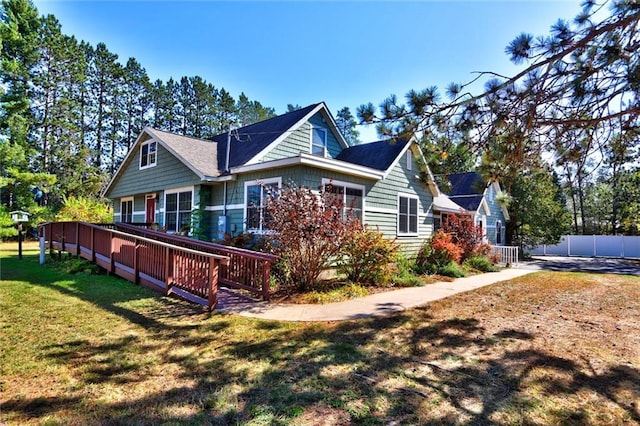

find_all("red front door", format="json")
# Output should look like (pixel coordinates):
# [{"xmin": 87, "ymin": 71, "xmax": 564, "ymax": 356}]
[{"xmin": 146, "ymin": 197, "xmax": 156, "ymax": 224}]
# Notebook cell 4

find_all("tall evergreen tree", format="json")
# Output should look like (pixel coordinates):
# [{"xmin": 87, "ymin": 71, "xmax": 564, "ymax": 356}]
[
  {"xmin": 122, "ymin": 58, "xmax": 151, "ymax": 151},
  {"xmin": 86, "ymin": 42, "xmax": 119, "ymax": 169},
  {"xmin": 1, "ymin": 0, "xmax": 56, "ymax": 210},
  {"xmin": 335, "ymin": 107, "xmax": 360, "ymax": 145}
]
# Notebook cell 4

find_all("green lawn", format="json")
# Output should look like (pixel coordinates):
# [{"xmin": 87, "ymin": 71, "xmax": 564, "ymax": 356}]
[{"xmin": 1, "ymin": 242, "xmax": 639, "ymax": 425}]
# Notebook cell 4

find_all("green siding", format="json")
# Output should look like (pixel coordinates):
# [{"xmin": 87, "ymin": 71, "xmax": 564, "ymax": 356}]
[
  {"xmin": 201, "ymin": 148, "xmax": 435, "ymax": 255},
  {"xmin": 261, "ymin": 111, "xmax": 344, "ymax": 162},
  {"xmin": 107, "ymin": 144, "xmax": 201, "ymax": 199}
]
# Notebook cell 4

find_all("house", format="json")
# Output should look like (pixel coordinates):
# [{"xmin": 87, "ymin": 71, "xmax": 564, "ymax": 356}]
[
  {"xmin": 103, "ymin": 102, "xmax": 463, "ymax": 254},
  {"xmin": 440, "ymin": 172, "xmax": 510, "ymax": 245}
]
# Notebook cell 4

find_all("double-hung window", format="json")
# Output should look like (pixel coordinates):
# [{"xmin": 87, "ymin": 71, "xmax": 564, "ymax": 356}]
[
  {"xmin": 311, "ymin": 127, "xmax": 327, "ymax": 156},
  {"xmin": 323, "ymin": 179, "xmax": 364, "ymax": 222},
  {"xmin": 398, "ymin": 194, "xmax": 419, "ymax": 235},
  {"xmin": 496, "ymin": 220, "xmax": 502, "ymax": 245},
  {"xmin": 120, "ymin": 198, "xmax": 133, "ymax": 223},
  {"xmin": 245, "ymin": 178, "xmax": 281, "ymax": 232},
  {"xmin": 165, "ymin": 188, "xmax": 192, "ymax": 233},
  {"xmin": 140, "ymin": 140, "xmax": 157, "ymax": 169}
]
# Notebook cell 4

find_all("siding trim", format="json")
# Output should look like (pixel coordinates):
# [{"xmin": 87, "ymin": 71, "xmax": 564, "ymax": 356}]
[
  {"xmin": 205, "ymin": 204, "xmax": 245, "ymax": 212},
  {"xmin": 366, "ymin": 206, "xmax": 397, "ymax": 215}
]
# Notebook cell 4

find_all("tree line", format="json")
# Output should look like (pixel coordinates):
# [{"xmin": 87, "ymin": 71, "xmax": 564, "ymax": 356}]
[{"xmin": 1, "ymin": 0, "xmax": 277, "ymax": 215}]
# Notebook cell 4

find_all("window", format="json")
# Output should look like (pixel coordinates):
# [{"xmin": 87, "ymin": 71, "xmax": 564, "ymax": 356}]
[
  {"xmin": 311, "ymin": 127, "xmax": 327, "ymax": 156},
  {"xmin": 398, "ymin": 194, "xmax": 418, "ymax": 235},
  {"xmin": 496, "ymin": 220, "xmax": 502, "ymax": 245},
  {"xmin": 406, "ymin": 149, "xmax": 413, "ymax": 171},
  {"xmin": 323, "ymin": 180, "xmax": 364, "ymax": 222},
  {"xmin": 165, "ymin": 189, "xmax": 192, "ymax": 233},
  {"xmin": 433, "ymin": 216, "xmax": 441, "ymax": 232},
  {"xmin": 140, "ymin": 140, "xmax": 157, "ymax": 169},
  {"xmin": 120, "ymin": 198, "xmax": 133, "ymax": 223},
  {"xmin": 245, "ymin": 178, "xmax": 281, "ymax": 232}
]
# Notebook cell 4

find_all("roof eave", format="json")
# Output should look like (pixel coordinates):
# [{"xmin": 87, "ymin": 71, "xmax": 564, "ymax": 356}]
[{"xmin": 231, "ymin": 153, "xmax": 385, "ymax": 180}]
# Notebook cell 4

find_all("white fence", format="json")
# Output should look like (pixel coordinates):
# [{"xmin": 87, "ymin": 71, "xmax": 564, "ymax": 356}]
[
  {"xmin": 529, "ymin": 235, "xmax": 640, "ymax": 259},
  {"xmin": 490, "ymin": 245, "xmax": 519, "ymax": 266}
]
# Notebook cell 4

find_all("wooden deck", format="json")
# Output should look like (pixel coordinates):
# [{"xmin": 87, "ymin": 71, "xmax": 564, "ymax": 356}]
[{"xmin": 39, "ymin": 222, "xmax": 277, "ymax": 310}]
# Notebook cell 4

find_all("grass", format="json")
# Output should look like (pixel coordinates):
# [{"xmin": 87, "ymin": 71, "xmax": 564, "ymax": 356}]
[{"xmin": 1, "ymin": 241, "xmax": 640, "ymax": 425}]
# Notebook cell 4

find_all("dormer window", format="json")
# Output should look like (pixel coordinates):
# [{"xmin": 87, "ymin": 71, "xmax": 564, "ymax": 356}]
[
  {"xmin": 311, "ymin": 127, "xmax": 327, "ymax": 156},
  {"xmin": 140, "ymin": 140, "xmax": 157, "ymax": 169}
]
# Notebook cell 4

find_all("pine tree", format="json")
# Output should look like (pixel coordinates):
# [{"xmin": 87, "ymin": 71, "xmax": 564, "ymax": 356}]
[
  {"xmin": 335, "ymin": 107, "xmax": 360, "ymax": 145},
  {"xmin": 1, "ymin": 0, "xmax": 56, "ymax": 210}
]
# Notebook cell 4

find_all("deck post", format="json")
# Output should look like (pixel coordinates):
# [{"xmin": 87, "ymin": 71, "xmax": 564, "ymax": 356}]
[
  {"xmin": 75, "ymin": 222, "xmax": 80, "ymax": 256},
  {"xmin": 90, "ymin": 226, "xmax": 96, "ymax": 262},
  {"xmin": 109, "ymin": 231, "xmax": 115, "ymax": 274},
  {"xmin": 133, "ymin": 238, "xmax": 140, "ymax": 284},
  {"xmin": 262, "ymin": 260, "xmax": 271, "ymax": 301},
  {"xmin": 208, "ymin": 257, "xmax": 219, "ymax": 311},
  {"xmin": 39, "ymin": 225, "xmax": 46, "ymax": 265},
  {"xmin": 165, "ymin": 247, "xmax": 174, "ymax": 294}
]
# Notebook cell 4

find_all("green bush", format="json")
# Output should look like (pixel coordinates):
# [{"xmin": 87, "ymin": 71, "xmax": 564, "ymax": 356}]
[
  {"xmin": 438, "ymin": 261, "xmax": 467, "ymax": 278},
  {"xmin": 55, "ymin": 195, "xmax": 112, "ymax": 223},
  {"xmin": 337, "ymin": 226, "xmax": 399, "ymax": 285},
  {"xmin": 464, "ymin": 255, "xmax": 500, "ymax": 272},
  {"xmin": 389, "ymin": 254, "xmax": 424, "ymax": 287},
  {"xmin": 0, "ymin": 208, "xmax": 18, "ymax": 240}
]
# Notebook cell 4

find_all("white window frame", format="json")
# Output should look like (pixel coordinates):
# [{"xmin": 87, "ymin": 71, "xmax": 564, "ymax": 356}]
[
  {"xmin": 496, "ymin": 220, "xmax": 503, "ymax": 245},
  {"xmin": 321, "ymin": 178, "xmax": 365, "ymax": 223},
  {"xmin": 120, "ymin": 196, "xmax": 133, "ymax": 223},
  {"xmin": 139, "ymin": 140, "xmax": 157, "ymax": 170},
  {"xmin": 163, "ymin": 186, "xmax": 194, "ymax": 234},
  {"xmin": 406, "ymin": 149, "xmax": 413, "ymax": 171},
  {"xmin": 311, "ymin": 126, "xmax": 328, "ymax": 157},
  {"xmin": 397, "ymin": 193, "xmax": 419, "ymax": 236},
  {"xmin": 244, "ymin": 177, "xmax": 281, "ymax": 233}
]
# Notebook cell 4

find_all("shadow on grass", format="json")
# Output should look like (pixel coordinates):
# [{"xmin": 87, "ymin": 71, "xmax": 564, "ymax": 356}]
[{"xmin": 3, "ymin": 252, "xmax": 640, "ymax": 424}]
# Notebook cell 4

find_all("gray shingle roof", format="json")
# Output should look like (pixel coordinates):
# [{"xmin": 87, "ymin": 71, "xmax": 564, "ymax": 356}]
[
  {"xmin": 335, "ymin": 138, "xmax": 410, "ymax": 171},
  {"xmin": 212, "ymin": 103, "xmax": 322, "ymax": 170},
  {"xmin": 147, "ymin": 128, "xmax": 220, "ymax": 178},
  {"xmin": 445, "ymin": 172, "xmax": 487, "ymax": 211}
]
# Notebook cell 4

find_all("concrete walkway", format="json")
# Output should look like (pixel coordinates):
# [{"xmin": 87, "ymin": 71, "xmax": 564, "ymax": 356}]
[{"xmin": 217, "ymin": 268, "xmax": 536, "ymax": 322}]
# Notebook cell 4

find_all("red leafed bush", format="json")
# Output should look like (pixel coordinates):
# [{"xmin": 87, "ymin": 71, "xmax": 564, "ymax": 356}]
[
  {"xmin": 442, "ymin": 214, "xmax": 484, "ymax": 261},
  {"xmin": 430, "ymin": 229, "xmax": 463, "ymax": 264},
  {"xmin": 265, "ymin": 183, "xmax": 357, "ymax": 291}
]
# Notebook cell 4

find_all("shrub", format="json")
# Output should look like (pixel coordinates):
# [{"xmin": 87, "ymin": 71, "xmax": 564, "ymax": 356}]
[
  {"xmin": 0, "ymin": 208, "xmax": 18, "ymax": 240},
  {"xmin": 439, "ymin": 261, "xmax": 467, "ymax": 278},
  {"xmin": 442, "ymin": 214, "xmax": 484, "ymax": 261},
  {"xmin": 55, "ymin": 195, "xmax": 112, "ymax": 223},
  {"xmin": 464, "ymin": 255, "xmax": 499, "ymax": 272},
  {"xmin": 337, "ymin": 226, "xmax": 399, "ymax": 285},
  {"xmin": 386, "ymin": 253, "xmax": 423, "ymax": 287},
  {"xmin": 264, "ymin": 183, "xmax": 356, "ymax": 291},
  {"xmin": 430, "ymin": 230, "xmax": 464, "ymax": 264},
  {"xmin": 415, "ymin": 230, "xmax": 464, "ymax": 274}
]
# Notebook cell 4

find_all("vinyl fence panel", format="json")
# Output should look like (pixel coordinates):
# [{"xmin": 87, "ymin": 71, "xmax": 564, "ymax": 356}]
[{"xmin": 530, "ymin": 235, "xmax": 640, "ymax": 259}]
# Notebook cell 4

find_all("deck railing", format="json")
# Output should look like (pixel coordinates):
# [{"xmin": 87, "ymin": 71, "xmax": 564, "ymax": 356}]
[
  {"xmin": 40, "ymin": 222, "xmax": 229, "ymax": 310},
  {"xmin": 490, "ymin": 245, "xmax": 519, "ymax": 266},
  {"xmin": 114, "ymin": 223, "xmax": 277, "ymax": 300}
]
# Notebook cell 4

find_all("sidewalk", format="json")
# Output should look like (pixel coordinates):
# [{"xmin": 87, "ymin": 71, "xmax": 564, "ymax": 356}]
[{"xmin": 216, "ymin": 267, "xmax": 536, "ymax": 322}]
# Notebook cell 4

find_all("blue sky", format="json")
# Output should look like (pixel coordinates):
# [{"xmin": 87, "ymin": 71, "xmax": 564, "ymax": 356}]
[{"xmin": 34, "ymin": 0, "xmax": 583, "ymax": 141}]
